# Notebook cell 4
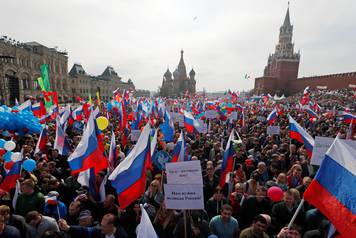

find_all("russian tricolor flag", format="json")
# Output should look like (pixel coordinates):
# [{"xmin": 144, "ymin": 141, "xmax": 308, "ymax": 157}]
[
  {"xmin": 72, "ymin": 106, "xmax": 83, "ymax": 121},
  {"xmin": 304, "ymin": 138, "xmax": 356, "ymax": 237},
  {"xmin": 108, "ymin": 131, "xmax": 117, "ymax": 173},
  {"xmin": 17, "ymin": 99, "xmax": 32, "ymax": 111},
  {"xmin": 305, "ymin": 107, "xmax": 319, "ymax": 120},
  {"xmin": 0, "ymin": 161, "xmax": 22, "ymax": 192},
  {"xmin": 67, "ymin": 112, "xmax": 108, "ymax": 175},
  {"xmin": 340, "ymin": 112, "xmax": 356, "ymax": 124},
  {"xmin": 267, "ymin": 109, "xmax": 278, "ymax": 125},
  {"xmin": 236, "ymin": 103, "xmax": 244, "ymax": 112},
  {"xmin": 108, "ymin": 124, "xmax": 151, "ymax": 209},
  {"xmin": 219, "ymin": 130, "xmax": 235, "ymax": 187},
  {"xmin": 77, "ymin": 167, "xmax": 106, "ymax": 202},
  {"xmin": 171, "ymin": 131, "xmax": 186, "ymax": 163},
  {"xmin": 34, "ymin": 127, "xmax": 48, "ymax": 154},
  {"xmin": 32, "ymin": 103, "xmax": 41, "ymax": 116},
  {"xmin": 54, "ymin": 116, "xmax": 72, "ymax": 156},
  {"xmin": 183, "ymin": 111, "xmax": 200, "ymax": 134},
  {"xmin": 289, "ymin": 115, "xmax": 315, "ymax": 157}
]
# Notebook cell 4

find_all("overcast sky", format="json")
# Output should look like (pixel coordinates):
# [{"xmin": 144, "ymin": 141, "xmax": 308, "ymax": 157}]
[{"xmin": 1, "ymin": 0, "xmax": 355, "ymax": 92}]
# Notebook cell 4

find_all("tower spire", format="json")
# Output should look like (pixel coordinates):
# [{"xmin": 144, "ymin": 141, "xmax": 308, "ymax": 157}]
[{"xmin": 283, "ymin": 2, "xmax": 291, "ymax": 27}]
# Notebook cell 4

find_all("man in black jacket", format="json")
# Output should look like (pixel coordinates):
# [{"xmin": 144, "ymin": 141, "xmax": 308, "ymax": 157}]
[
  {"xmin": 59, "ymin": 213, "xmax": 128, "ymax": 238},
  {"xmin": 239, "ymin": 186, "xmax": 271, "ymax": 229},
  {"xmin": 271, "ymin": 190, "xmax": 304, "ymax": 234}
]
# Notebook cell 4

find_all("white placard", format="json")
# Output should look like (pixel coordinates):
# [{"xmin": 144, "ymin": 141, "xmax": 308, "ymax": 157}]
[
  {"xmin": 205, "ymin": 110, "xmax": 218, "ymax": 119},
  {"xmin": 164, "ymin": 184, "xmax": 204, "ymax": 210},
  {"xmin": 196, "ymin": 119, "xmax": 207, "ymax": 134},
  {"xmin": 130, "ymin": 130, "xmax": 141, "ymax": 141},
  {"xmin": 311, "ymin": 136, "xmax": 356, "ymax": 165},
  {"xmin": 172, "ymin": 113, "xmax": 184, "ymax": 127},
  {"xmin": 166, "ymin": 160, "xmax": 203, "ymax": 185},
  {"xmin": 229, "ymin": 111, "xmax": 238, "ymax": 121},
  {"xmin": 267, "ymin": 126, "xmax": 280, "ymax": 135}
]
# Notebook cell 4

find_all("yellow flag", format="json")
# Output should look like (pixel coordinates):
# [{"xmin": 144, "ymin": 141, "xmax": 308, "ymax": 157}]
[
  {"xmin": 96, "ymin": 91, "xmax": 101, "ymax": 108},
  {"xmin": 88, "ymin": 93, "xmax": 92, "ymax": 105}
]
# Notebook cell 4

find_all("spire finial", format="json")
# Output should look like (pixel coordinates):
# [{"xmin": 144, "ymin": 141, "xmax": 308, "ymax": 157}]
[{"xmin": 180, "ymin": 49, "xmax": 184, "ymax": 56}]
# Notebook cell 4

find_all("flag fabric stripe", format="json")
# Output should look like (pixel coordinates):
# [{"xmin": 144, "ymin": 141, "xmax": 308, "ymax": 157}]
[
  {"xmin": 267, "ymin": 109, "xmax": 277, "ymax": 125},
  {"xmin": 110, "ymin": 145, "xmax": 149, "ymax": 194},
  {"xmin": 303, "ymin": 138, "xmax": 356, "ymax": 237},
  {"xmin": 108, "ymin": 124, "xmax": 151, "ymax": 208},
  {"xmin": 315, "ymin": 155, "xmax": 356, "ymax": 213},
  {"xmin": 304, "ymin": 180, "xmax": 356, "ymax": 237},
  {"xmin": 183, "ymin": 111, "xmax": 200, "ymax": 133},
  {"xmin": 289, "ymin": 116, "xmax": 314, "ymax": 156},
  {"xmin": 219, "ymin": 130, "xmax": 235, "ymax": 187},
  {"xmin": 68, "ymin": 112, "xmax": 107, "ymax": 174},
  {"xmin": 0, "ymin": 161, "xmax": 22, "ymax": 192}
]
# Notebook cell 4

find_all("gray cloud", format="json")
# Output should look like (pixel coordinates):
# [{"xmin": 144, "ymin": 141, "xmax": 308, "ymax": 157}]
[{"xmin": 1, "ymin": 0, "xmax": 355, "ymax": 92}]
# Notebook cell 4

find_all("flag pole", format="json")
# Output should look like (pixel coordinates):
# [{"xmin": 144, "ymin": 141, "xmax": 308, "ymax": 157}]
[
  {"xmin": 287, "ymin": 199, "xmax": 304, "ymax": 229},
  {"xmin": 183, "ymin": 210, "xmax": 187, "ymax": 238}
]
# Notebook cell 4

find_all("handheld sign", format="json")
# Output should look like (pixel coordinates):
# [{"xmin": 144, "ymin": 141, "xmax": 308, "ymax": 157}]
[
  {"xmin": 166, "ymin": 160, "xmax": 203, "ymax": 185},
  {"xmin": 164, "ymin": 184, "xmax": 204, "ymax": 210},
  {"xmin": 311, "ymin": 136, "xmax": 356, "ymax": 165},
  {"xmin": 267, "ymin": 126, "xmax": 280, "ymax": 135}
]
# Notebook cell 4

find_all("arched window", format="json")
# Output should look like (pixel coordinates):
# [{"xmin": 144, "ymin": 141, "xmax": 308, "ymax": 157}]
[{"xmin": 21, "ymin": 73, "xmax": 30, "ymax": 90}]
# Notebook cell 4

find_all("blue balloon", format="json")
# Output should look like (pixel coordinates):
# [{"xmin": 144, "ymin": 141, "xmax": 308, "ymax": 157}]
[
  {"xmin": 3, "ymin": 151, "xmax": 12, "ymax": 162},
  {"xmin": 0, "ymin": 139, "xmax": 5, "ymax": 148},
  {"xmin": 23, "ymin": 159, "xmax": 36, "ymax": 172}
]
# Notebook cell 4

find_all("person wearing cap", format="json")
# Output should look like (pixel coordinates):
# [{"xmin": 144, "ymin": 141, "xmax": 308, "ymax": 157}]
[
  {"xmin": 15, "ymin": 179, "xmax": 45, "ymax": 217},
  {"xmin": 239, "ymin": 214, "xmax": 271, "ymax": 238},
  {"xmin": 25, "ymin": 211, "xmax": 59, "ymax": 238},
  {"xmin": 43, "ymin": 191, "xmax": 67, "ymax": 221}
]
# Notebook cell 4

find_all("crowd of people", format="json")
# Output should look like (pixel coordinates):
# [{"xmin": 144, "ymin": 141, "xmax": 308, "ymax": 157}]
[{"xmin": 0, "ymin": 88, "xmax": 355, "ymax": 238}]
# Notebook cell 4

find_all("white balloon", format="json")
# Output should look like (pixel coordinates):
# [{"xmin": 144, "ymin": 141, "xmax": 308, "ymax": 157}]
[
  {"xmin": 4, "ymin": 141, "xmax": 16, "ymax": 151},
  {"xmin": 11, "ymin": 152, "xmax": 22, "ymax": 162}
]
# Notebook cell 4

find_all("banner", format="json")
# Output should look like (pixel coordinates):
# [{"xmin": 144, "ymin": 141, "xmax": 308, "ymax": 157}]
[
  {"xmin": 267, "ymin": 126, "xmax": 280, "ymax": 135},
  {"xmin": 164, "ymin": 184, "xmax": 204, "ymax": 210},
  {"xmin": 311, "ymin": 136, "xmax": 356, "ymax": 165},
  {"xmin": 166, "ymin": 160, "xmax": 203, "ymax": 185}
]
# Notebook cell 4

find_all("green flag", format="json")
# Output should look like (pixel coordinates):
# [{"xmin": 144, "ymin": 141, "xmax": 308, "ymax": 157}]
[
  {"xmin": 40, "ymin": 64, "xmax": 52, "ymax": 109},
  {"xmin": 36, "ymin": 77, "xmax": 46, "ymax": 91},
  {"xmin": 40, "ymin": 64, "xmax": 51, "ymax": 92}
]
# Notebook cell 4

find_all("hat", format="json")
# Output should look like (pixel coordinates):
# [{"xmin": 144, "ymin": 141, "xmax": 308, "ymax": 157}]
[
  {"xmin": 78, "ymin": 210, "xmax": 92, "ymax": 220},
  {"xmin": 260, "ymin": 214, "xmax": 271, "ymax": 225}
]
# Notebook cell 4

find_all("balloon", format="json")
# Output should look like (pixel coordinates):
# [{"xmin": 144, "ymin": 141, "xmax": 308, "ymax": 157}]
[
  {"xmin": 23, "ymin": 159, "xmax": 36, "ymax": 172},
  {"xmin": 0, "ymin": 139, "xmax": 5, "ymax": 148},
  {"xmin": 3, "ymin": 151, "xmax": 12, "ymax": 162},
  {"xmin": 0, "ymin": 149, "xmax": 5, "ymax": 156},
  {"xmin": 11, "ymin": 152, "xmax": 22, "ymax": 162},
  {"xmin": 4, "ymin": 161, "xmax": 14, "ymax": 170},
  {"xmin": 267, "ymin": 186, "xmax": 284, "ymax": 202},
  {"xmin": 96, "ymin": 116, "xmax": 109, "ymax": 130},
  {"xmin": 4, "ymin": 141, "xmax": 16, "ymax": 151}
]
